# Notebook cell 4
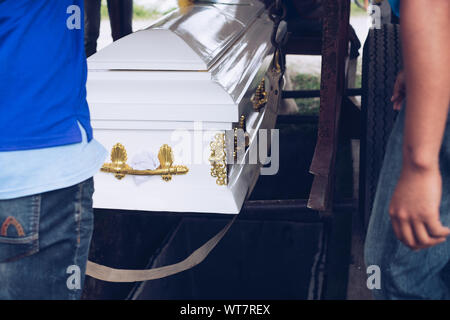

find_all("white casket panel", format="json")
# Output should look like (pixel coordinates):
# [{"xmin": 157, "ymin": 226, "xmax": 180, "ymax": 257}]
[{"xmin": 87, "ymin": 1, "xmax": 283, "ymax": 214}]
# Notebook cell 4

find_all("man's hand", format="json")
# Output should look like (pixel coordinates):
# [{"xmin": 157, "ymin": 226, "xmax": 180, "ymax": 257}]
[
  {"xmin": 391, "ymin": 70, "xmax": 405, "ymax": 111},
  {"xmin": 389, "ymin": 164, "xmax": 450, "ymax": 250}
]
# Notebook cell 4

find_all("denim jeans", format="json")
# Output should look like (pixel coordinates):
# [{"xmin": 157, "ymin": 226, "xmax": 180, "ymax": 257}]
[
  {"xmin": 0, "ymin": 178, "xmax": 94, "ymax": 300},
  {"xmin": 365, "ymin": 104, "xmax": 450, "ymax": 299}
]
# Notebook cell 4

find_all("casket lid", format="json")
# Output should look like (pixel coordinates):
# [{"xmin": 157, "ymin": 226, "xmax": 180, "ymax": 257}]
[
  {"xmin": 87, "ymin": 0, "xmax": 265, "ymax": 71},
  {"xmin": 87, "ymin": 13, "xmax": 276, "ymax": 124}
]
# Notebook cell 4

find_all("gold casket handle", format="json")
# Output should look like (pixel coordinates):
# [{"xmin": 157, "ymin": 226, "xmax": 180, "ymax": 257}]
[{"xmin": 101, "ymin": 143, "xmax": 189, "ymax": 181}]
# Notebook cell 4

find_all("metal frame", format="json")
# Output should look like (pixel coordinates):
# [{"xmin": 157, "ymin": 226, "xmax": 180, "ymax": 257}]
[{"xmin": 270, "ymin": 0, "xmax": 359, "ymax": 298}]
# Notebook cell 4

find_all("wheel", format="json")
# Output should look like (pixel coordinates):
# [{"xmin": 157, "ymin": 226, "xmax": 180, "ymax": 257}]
[{"xmin": 360, "ymin": 24, "xmax": 402, "ymax": 229}]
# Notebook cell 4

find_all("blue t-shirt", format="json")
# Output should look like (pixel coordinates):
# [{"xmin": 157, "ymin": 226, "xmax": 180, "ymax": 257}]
[
  {"xmin": 0, "ymin": 123, "xmax": 107, "ymax": 199},
  {"xmin": 389, "ymin": 0, "xmax": 400, "ymax": 17},
  {"xmin": 0, "ymin": 0, "xmax": 93, "ymax": 151},
  {"xmin": 0, "ymin": 0, "xmax": 108, "ymax": 199}
]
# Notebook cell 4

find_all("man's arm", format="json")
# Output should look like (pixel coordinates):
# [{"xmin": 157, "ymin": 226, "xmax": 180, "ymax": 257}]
[{"xmin": 389, "ymin": 0, "xmax": 450, "ymax": 250}]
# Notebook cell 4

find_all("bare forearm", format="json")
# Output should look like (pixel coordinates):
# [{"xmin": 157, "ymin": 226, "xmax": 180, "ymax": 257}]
[{"xmin": 401, "ymin": 0, "xmax": 450, "ymax": 170}]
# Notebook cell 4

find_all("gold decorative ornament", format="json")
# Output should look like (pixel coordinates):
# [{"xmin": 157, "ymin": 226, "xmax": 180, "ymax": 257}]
[
  {"xmin": 272, "ymin": 49, "xmax": 282, "ymax": 74},
  {"xmin": 178, "ymin": 0, "xmax": 195, "ymax": 14},
  {"xmin": 239, "ymin": 114, "xmax": 246, "ymax": 130},
  {"xmin": 233, "ymin": 115, "xmax": 250, "ymax": 160},
  {"xmin": 209, "ymin": 133, "xmax": 228, "ymax": 186},
  {"xmin": 178, "ymin": 0, "xmax": 195, "ymax": 8},
  {"xmin": 101, "ymin": 143, "xmax": 189, "ymax": 181},
  {"xmin": 251, "ymin": 78, "xmax": 268, "ymax": 111}
]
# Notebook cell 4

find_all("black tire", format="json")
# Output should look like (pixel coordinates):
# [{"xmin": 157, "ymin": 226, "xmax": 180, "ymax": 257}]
[{"xmin": 360, "ymin": 24, "xmax": 402, "ymax": 229}]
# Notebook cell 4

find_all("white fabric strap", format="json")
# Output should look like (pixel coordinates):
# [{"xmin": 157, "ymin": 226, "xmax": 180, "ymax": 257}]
[{"xmin": 86, "ymin": 216, "xmax": 237, "ymax": 283}]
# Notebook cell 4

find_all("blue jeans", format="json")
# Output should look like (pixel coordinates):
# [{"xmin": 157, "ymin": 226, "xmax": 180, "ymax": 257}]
[
  {"xmin": 365, "ymin": 105, "xmax": 450, "ymax": 299},
  {"xmin": 0, "ymin": 178, "xmax": 94, "ymax": 300}
]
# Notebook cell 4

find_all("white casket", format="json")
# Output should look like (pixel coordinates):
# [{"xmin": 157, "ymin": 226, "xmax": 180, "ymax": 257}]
[{"xmin": 87, "ymin": 0, "xmax": 285, "ymax": 214}]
